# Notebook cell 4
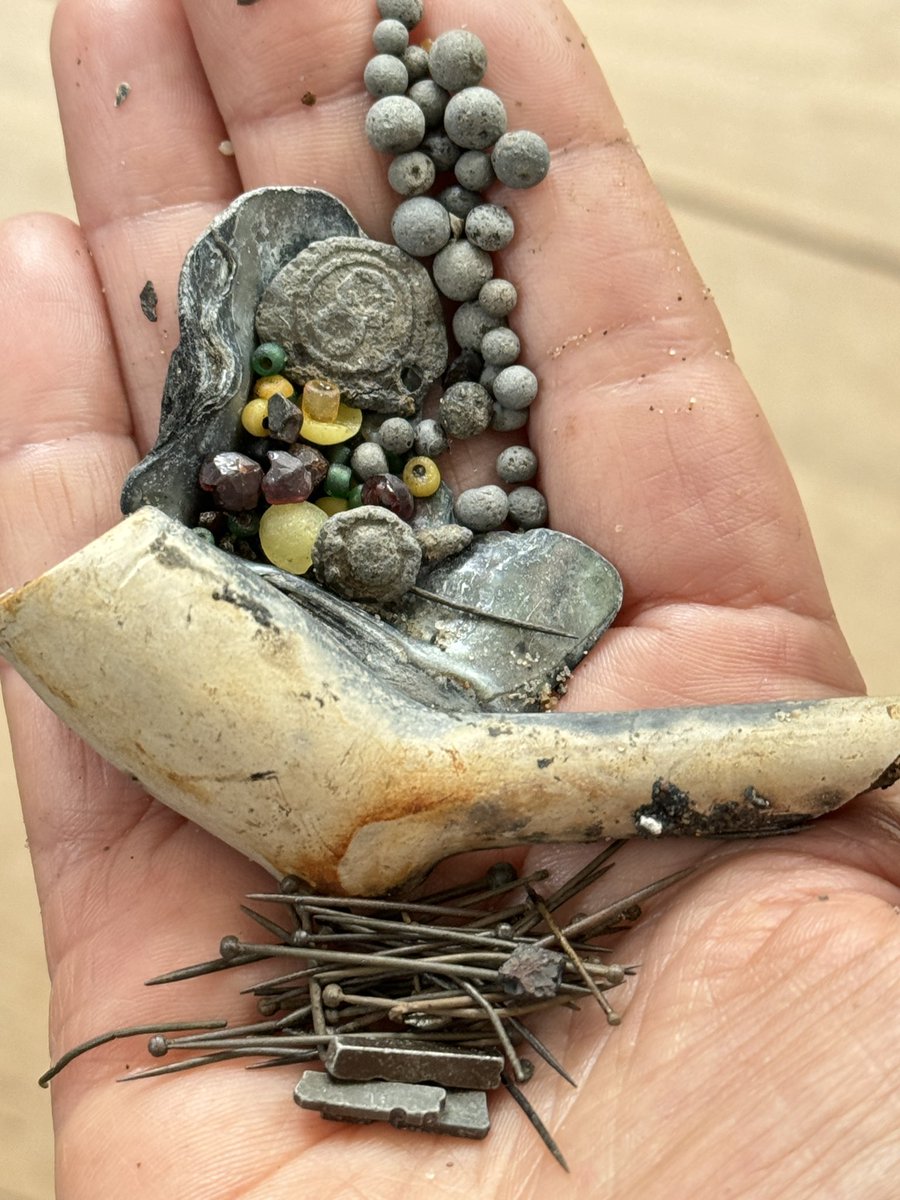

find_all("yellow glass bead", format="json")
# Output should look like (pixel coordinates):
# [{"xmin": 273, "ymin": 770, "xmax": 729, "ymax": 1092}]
[
  {"xmin": 302, "ymin": 379, "xmax": 342, "ymax": 423},
  {"xmin": 258, "ymin": 502, "xmax": 327, "ymax": 575},
  {"xmin": 315, "ymin": 496, "xmax": 349, "ymax": 517},
  {"xmin": 300, "ymin": 402, "xmax": 364, "ymax": 446},
  {"xmin": 240, "ymin": 397, "xmax": 269, "ymax": 437},
  {"xmin": 402, "ymin": 455, "xmax": 441, "ymax": 498},
  {"xmin": 254, "ymin": 375, "xmax": 295, "ymax": 401}
]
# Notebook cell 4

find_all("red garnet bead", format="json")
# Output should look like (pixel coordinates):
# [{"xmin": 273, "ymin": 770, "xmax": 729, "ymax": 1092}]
[
  {"xmin": 360, "ymin": 472, "xmax": 415, "ymax": 521},
  {"xmin": 263, "ymin": 447, "xmax": 328, "ymax": 504},
  {"xmin": 198, "ymin": 452, "xmax": 263, "ymax": 511}
]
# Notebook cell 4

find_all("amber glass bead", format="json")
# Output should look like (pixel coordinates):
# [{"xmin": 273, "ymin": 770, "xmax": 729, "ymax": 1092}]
[
  {"xmin": 259, "ymin": 502, "xmax": 327, "ymax": 575},
  {"xmin": 302, "ymin": 379, "xmax": 342, "ymax": 423},
  {"xmin": 361, "ymin": 473, "xmax": 415, "ymax": 521},
  {"xmin": 241, "ymin": 397, "xmax": 269, "ymax": 437},
  {"xmin": 251, "ymin": 343, "xmax": 287, "ymax": 376},
  {"xmin": 402, "ymin": 455, "xmax": 441, "ymax": 497},
  {"xmin": 316, "ymin": 496, "xmax": 349, "ymax": 517},
  {"xmin": 301, "ymin": 402, "xmax": 364, "ymax": 446},
  {"xmin": 254, "ymin": 374, "xmax": 295, "ymax": 401}
]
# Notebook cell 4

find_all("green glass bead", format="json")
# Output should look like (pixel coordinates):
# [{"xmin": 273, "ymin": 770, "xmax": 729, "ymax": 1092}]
[
  {"xmin": 192, "ymin": 527, "xmax": 216, "ymax": 545},
  {"xmin": 385, "ymin": 451, "xmax": 407, "ymax": 474},
  {"xmin": 324, "ymin": 462, "xmax": 353, "ymax": 499},
  {"xmin": 348, "ymin": 483, "xmax": 365, "ymax": 508},
  {"xmin": 227, "ymin": 511, "xmax": 261, "ymax": 540},
  {"xmin": 328, "ymin": 444, "xmax": 353, "ymax": 466},
  {"xmin": 251, "ymin": 342, "xmax": 287, "ymax": 376}
]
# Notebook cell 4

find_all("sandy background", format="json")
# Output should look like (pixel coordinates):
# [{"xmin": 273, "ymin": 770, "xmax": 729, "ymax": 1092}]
[{"xmin": 1, "ymin": 1, "xmax": 898, "ymax": 1195}]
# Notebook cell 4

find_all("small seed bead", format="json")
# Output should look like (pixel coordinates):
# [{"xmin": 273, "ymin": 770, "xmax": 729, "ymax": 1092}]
[
  {"xmin": 481, "ymin": 326, "xmax": 521, "ymax": 367},
  {"xmin": 259, "ymin": 502, "xmax": 327, "ymax": 575},
  {"xmin": 454, "ymin": 484, "xmax": 509, "ymax": 532},
  {"xmin": 372, "ymin": 18, "xmax": 410, "ymax": 55},
  {"xmin": 251, "ymin": 342, "xmax": 286, "ymax": 376},
  {"xmin": 300, "ymin": 402, "xmax": 364, "ymax": 446},
  {"xmin": 428, "ymin": 29, "xmax": 488, "ymax": 92},
  {"xmin": 254, "ymin": 374, "xmax": 294, "ymax": 400},
  {"xmin": 507, "ymin": 485, "xmax": 548, "ymax": 529},
  {"xmin": 241, "ymin": 397, "xmax": 269, "ymax": 437},
  {"xmin": 364, "ymin": 54, "xmax": 409, "ymax": 98},
  {"xmin": 496, "ymin": 445, "xmax": 538, "ymax": 483},
  {"xmin": 402, "ymin": 455, "xmax": 442, "ymax": 497},
  {"xmin": 444, "ymin": 87, "xmax": 508, "ymax": 151},
  {"xmin": 301, "ymin": 379, "xmax": 341, "ymax": 423}
]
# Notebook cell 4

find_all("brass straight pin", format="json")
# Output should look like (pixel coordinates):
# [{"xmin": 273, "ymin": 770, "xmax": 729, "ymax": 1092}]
[
  {"xmin": 502, "ymin": 1071, "xmax": 570, "ymax": 1173},
  {"xmin": 39, "ymin": 1021, "xmax": 228, "ymax": 1087},
  {"xmin": 527, "ymin": 887, "xmax": 620, "ymax": 1026}
]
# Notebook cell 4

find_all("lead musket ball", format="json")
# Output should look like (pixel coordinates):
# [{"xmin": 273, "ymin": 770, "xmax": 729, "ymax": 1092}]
[
  {"xmin": 439, "ymin": 380, "xmax": 492, "ymax": 438},
  {"xmin": 455, "ymin": 149, "xmax": 495, "ymax": 192},
  {"xmin": 372, "ymin": 18, "xmax": 410, "ymax": 55},
  {"xmin": 402, "ymin": 44, "xmax": 430, "ymax": 83},
  {"xmin": 364, "ymin": 54, "xmax": 409, "ymax": 97},
  {"xmin": 388, "ymin": 150, "xmax": 436, "ymax": 196},
  {"xmin": 420, "ymin": 128, "xmax": 462, "ymax": 172},
  {"xmin": 408, "ymin": 79, "xmax": 449, "ymax": 129},
  {"xmin": 391, "ymin": 196, "xmax": 452, "ymax": 257},
  {"xmin": 444, "ymin": 87, "xmax": 508, "ymax": 151},
  {"xmin": 452, "ymin": 301, "xmax": 504, "ymax": 351},
  {"xmin": 428, "ymin": 29, "xmax": 488, "ymax": 92},
  {"xmin": 378, "ymin": 416, "xmax": 416, "ymax": 454},
  {"xmin": 454, "ymin": 484, "xmax": 509, "ymax": 532},
  {"xmin": 312, "ymin": 507, "xmax": 422, "ymax": 603},
  {"xmin": 376, "ymin": 0, "xmax": 423, "ymax": 30},
  {"xmin": 366, "ymin": 95, "xmax": 426, "ymax": 154},
  {"xmin": 492, "ymin": 363, "xmax": 538, "ymax": 410},
  {"xmin": 413, "ymin": 417, "xmax": 449, "ymax": 458},
  {"xmin": 496, "ymin": 444, "xmax": 538, "ymax": 483},
  {"xmin": 466, "ymin": 203, "xmax": 515, "ymax": 252},
  {"xmin": 350, "ymin": 441, "xmax": 390, "ymax": 480},
  {"xmin": 492, "ymin": 130, "xmax": 551, "ymax": 189},
  {"xmin": 507, "ymin": 485, "xmax": 549, "ymax": 529},
  {"xmin": 479, "ymin": 278, "xmax": 518, "ymax": 317},
  {"xmin": 437, "ymin": 184, "xmax": 482, "ymax": 219},
  {"xmin": 491, "ymin": 402, "xmax": 528, "ymax": 432},
  {"xmin": 432, "ymin": 238, "xmax": 494, "ymax": 301},
  {"xmin": 481, "ymin": 326, "xmax": 521, "ymax": 366}
]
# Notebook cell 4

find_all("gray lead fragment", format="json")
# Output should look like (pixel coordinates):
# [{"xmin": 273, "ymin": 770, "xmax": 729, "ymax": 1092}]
[
  {"xmin": 295, "ymin": 1072, "xmax": 489, "ymax": 1138},
  {"xmin": 139, "ymin": 280, "xmax": 158, "ymax": 323},
  {"xmin": 114, "ymin": 82, "xmax": 131, "ymax": 107},
  {"xmin": 325, "ymin": 1035, "xmax": 503, "ymax": 1091}
]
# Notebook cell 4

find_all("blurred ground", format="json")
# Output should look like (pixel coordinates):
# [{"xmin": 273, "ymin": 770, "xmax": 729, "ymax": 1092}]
[{"xmin": 1, "ymin": 1, "xmax": 898, "ymax": 1195}]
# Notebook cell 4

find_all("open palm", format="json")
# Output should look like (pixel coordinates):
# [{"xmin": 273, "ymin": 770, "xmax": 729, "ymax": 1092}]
[{"xmin": 2, "ymin": 1, "xmax": 899, "ymax": 1196}]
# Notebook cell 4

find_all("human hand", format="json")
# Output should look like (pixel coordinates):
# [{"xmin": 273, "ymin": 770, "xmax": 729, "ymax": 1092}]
[{"xmin": 2, "ymin": 0, "xmax": 899, "ymax": 1195}]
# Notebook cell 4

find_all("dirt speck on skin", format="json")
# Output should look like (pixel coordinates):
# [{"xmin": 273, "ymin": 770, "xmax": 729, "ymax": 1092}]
[
  {"xmin": 139, "ymin": 280, "xmax": 158, "ymax": 323},
  {"xmin": 114, "ymin": 82, "xmax": 131, "ymax": 107},
  {"xmin": 302, "ymin": 91, "xmax": 317, "ymax": 106}
]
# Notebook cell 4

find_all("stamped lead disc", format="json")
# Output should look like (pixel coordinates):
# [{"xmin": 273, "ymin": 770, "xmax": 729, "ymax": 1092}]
[{"xmin": 256, "ymin": 236, "xmax": 448, "ymax": 415}]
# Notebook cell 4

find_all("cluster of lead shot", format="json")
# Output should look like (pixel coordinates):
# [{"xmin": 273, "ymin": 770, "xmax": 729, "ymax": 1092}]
[{"xmin": 366, "ymin": 0, "xmax": 551, "ymax": 533}]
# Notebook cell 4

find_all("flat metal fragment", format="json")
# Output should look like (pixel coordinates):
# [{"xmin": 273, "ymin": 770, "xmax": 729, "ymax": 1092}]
[
  {"xmin": 499, "ymin": 944, "xmax": 566, "ymax": 1000},
  {"xmin": 294, "ymin": 1071, "xmax": 489, "ymax": 1137},
  {"xmin": 256, "ymin": 236, "xmax": 448, "ymax": 415},
  {"xmin": 325, "ymin": 1035, "xmax": 503, "ymax": 1090}
]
